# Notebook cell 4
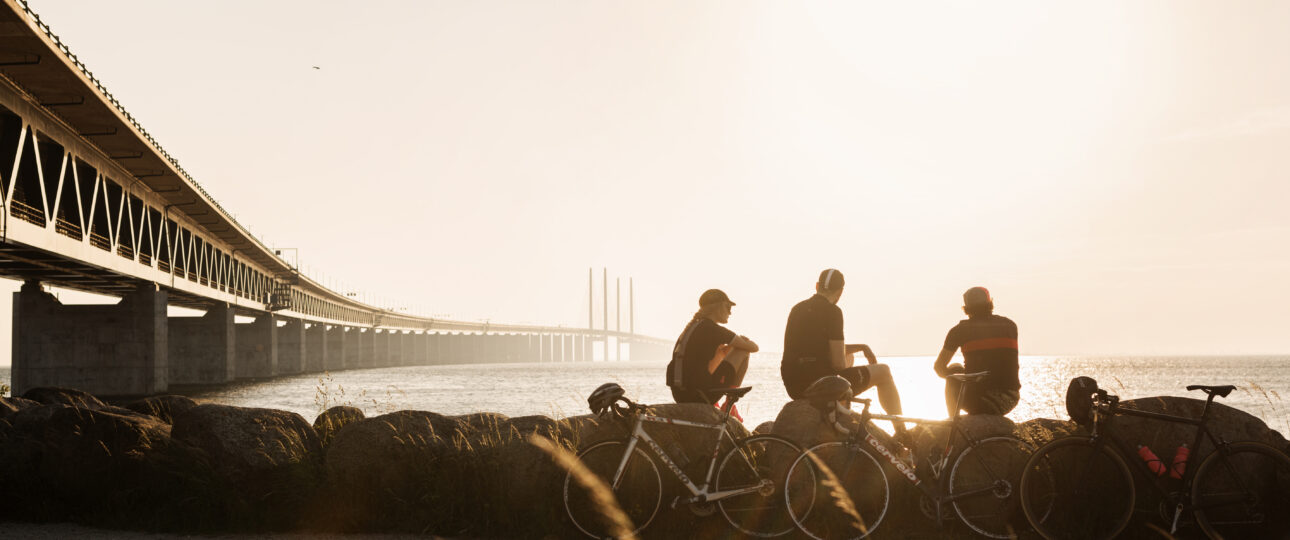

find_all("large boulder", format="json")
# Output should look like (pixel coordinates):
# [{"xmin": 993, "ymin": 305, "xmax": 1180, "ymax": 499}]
[
  {"xmin": 172, "ymin": 404, "xmax": 321, "ymax": 476},
  {"xmin": 313, "ymin": 405, "xmax": 365, "ymax": 447},
  {"xmin": 121, "ymin": 395, "xmax": 199, "ymax": 424},
  {"xmin": 1115, "ymin": 395, "xmax": 1288, "ymax": 453},
  {"xmin": 22, "ymin": 386, "xmax": 107, "ymax": 410},
  {"xmin": 0, "ymin": 396, "xmax": 38, "ymax": 420}
]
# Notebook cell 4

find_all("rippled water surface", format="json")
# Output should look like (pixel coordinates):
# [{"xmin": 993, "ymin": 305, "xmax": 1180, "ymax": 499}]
[{"xmin": 3, "ymin": 355, "xmax": 1287, "ymax": 436}]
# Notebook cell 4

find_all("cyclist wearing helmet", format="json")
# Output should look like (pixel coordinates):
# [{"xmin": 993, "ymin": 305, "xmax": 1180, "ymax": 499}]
[
  {"xmin": 934, "ymin": 287, "xmax": 1021, "ymax": 417},
  {"xmin": 666, "ymin": 288, "xmax": 759, "ymax": 405},
  {"xmin": 781, "ymin": 269, "xmax": 909, "ymax": 437}
]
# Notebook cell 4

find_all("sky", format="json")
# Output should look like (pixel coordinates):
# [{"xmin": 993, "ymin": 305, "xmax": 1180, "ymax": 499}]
[{"xmin": 2, "ymin": 1, "xmax": 1288, "ymax": 361}]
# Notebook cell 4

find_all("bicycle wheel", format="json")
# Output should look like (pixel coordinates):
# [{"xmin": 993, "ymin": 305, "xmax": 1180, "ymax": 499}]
[
  {"xmin": 785, "ymin": 441, "xmax": 890, "ymax": 540},
  {"xmin": 949, "ymin": 436, "xmax": 1035, "ymax": 539},
  {"xmin": 1191, "ymin": 441, "xmax": 1290, "ymax": 540},
  {"xmin": 715, "ymin": 434, "xmax": 810, "ymax": 538},
  {"xmin": 563, "ymin": 440, "xmax": 662, "ymax": 539},
  {"xmin": 1020, "ymin": 436, "xmax": 1135, "ymax": 540}
]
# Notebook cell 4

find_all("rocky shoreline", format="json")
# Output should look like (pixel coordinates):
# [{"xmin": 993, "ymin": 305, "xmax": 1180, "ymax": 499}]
[{"xmin": 1, "ymin": 387, "xmax": 1285, "ymax": 539}]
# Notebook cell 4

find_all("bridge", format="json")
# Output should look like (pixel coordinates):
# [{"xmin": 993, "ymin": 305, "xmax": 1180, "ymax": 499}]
[{"xmin": 0, "ymin": 0, "xmax": 669, "ymax": 397}]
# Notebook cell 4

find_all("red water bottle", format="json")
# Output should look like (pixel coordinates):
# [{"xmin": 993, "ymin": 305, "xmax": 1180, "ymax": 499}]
[
  {"xmin": 1170, "ymin": 444, "xmax": 1190, "ymax": 479},
  {"xmin": 1138, "ymin": 445, "xmax": 1166, "ymax": 476}
]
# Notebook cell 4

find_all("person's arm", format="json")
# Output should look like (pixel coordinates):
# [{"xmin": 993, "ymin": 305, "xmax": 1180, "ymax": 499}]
[
  {"xmin": 933, "ymin": 348, "xmax": 964, "ymax": 377},
  {"xmin": 845, "ymin": 344, "xmax": 877, "ymax": 365},
  {"xmin": 731, "ymin": 335, "xmax": 759, "ymax": 352},
  {"xmin": 829, "ymin": 339, "xmax": 849, "ymax": 370}
]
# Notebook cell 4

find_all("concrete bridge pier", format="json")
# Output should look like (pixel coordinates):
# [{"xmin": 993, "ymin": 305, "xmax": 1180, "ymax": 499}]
[
  {"xmin": 389, "ymin": 331, "xmax": 404, "ymax": 366},
  {"xmin": 168, "ymin": 302, "xmax": 234, "ymax": 384},
  {"xmin": 305, "ymin": 323, "xmax": 327, "ymax": 373},
  {"xmin": 574, "ymin": 335, "xmax": 586, "ymax": 362},
  {"xmin": 236, "ymin": 314, "xmax": 278, "ymax": 379},
  {"xmin": 412, "ymin": 332, "xmax": 427, "ymax": 366},
  {"xmin": 342, "ymin": 327, "xmax": 361, "ymax": 369},
  {"xmin": 12, "ymin": 280, "xmax": 167, "ymax": 397},
  {"xmin": 373, "ymin": 330, "xmax": 390, "ymax": 367},
  {"xmin": 277, "ymin": 318, "xmax": 306, "ymax": 375},
  {"xmin": 325, "ymin": 326, "xmax": 346, "ymax": 371},
  {"xmin": 355, "ymin": 328, "xmax": 373, "ymax": 368}
]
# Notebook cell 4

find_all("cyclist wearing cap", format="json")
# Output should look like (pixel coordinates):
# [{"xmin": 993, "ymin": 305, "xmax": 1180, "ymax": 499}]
[
  {"xmin": 782, "ymin": 269, "xmax": 910, "ymax": 437},
  {"xmin": 667, "ymin": 289, "xmax": 760, "ymax": 405},
  {"xmin": 934, "ymin": 287, "xmax": 1021, "ymax": 417}
]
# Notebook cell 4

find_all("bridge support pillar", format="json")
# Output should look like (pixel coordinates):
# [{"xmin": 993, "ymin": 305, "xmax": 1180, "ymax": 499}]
[
  {"xmin": 305, "ymin": 324, "xmax": 327, "ymax": 373},
  {"xmin": 354, "ymin": 328, "xmax": 373, "ymax": 368},
  {"xmin": 574, "ymin": 335, "xmax": 585, "ymax": 363},
  {"xmin": 277, "ymin": 318, "xmax": 306, "ymax": 375},
  {"xmin": 342, "ymin": 327, "xmax": 361, "ymax": 369},
  {"xmin": 236, "ymin": 314, "xmax": 278, "ymax": 379},
  {"xmin": 373, "ymin": 330, "xmax": 390, "ymax": 367},
  {"xmin": 411, "ymin": 332, "xmax": 426, "ymax": 366},
  {"xmin": 325, "ymin": 326, "xmax": 345, "ymax": 371},
  {"xmin": 168, "ymin": 303, "xmax": 234, "ymax": 384},
  {"xmin": 12, "ymin": 281, "xmax": 167, "ymax": 397},
  {"xmin": 387, "ymin": 331, "xmax": 403, "ymax": 366}
]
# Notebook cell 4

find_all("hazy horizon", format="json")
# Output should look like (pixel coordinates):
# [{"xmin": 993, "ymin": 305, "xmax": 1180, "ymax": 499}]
[{"xmin": 1, "ymin": 1, "xmax": 1286, "ymax": 362}]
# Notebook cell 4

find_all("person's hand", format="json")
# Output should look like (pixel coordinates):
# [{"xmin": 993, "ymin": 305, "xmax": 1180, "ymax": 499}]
[{"xmin": 858, "ymin": 344, "xmax": 877, "ymax": 365}]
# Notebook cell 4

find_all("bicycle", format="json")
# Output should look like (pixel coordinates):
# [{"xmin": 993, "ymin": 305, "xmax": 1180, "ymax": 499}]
[
  {"xmin": 562, "ymin": 386, "xmax": 815, "ymax": 538},
  {"xmin": 784, "ymin": 372, "xmax": 1041, "ymax": 539},
  {"xmin": 1019, "ymin": 383, "xmax": 1290, "ymax": 540}
]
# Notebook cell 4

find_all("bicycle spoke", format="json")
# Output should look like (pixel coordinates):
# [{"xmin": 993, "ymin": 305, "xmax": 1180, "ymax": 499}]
[{"xmin": 1192, "ymin": 441, "xmax": 1290, "ymax": 539}]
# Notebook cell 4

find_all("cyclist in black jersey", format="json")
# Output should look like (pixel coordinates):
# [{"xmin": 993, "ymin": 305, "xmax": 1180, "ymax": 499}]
[
  {"xmin": 934, "ymin": 287, "xmax": 1021, "ymax": 417},
  {"xmin": 666, "ymin": 289, "xmax": 759, "ymax": 406}
]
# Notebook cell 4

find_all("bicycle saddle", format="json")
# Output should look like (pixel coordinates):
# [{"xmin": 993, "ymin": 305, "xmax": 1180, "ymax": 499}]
[
  {"xmin": 948, "ymin": 371, "xmax": 991, "ymax": 383},
  {"xmin": 702, "ymin": 387, "xmax": 753, "ymax": 400},
  {"xmin": 1186, "ymin": 384, "xmax": 1235, "ymax": 398}
]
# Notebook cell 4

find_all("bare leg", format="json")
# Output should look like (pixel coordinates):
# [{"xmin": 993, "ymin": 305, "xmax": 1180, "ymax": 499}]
[
  {"xmin": 866, "ymin": 364, "xmax": 908, "ymax": 434},
  {"xmin": 944, "ymin": 378, "xmax": 962, "ymax": 418},
  {"xmin": 722, "ymin": 348, "xmax": 751, "ymax": 387}
]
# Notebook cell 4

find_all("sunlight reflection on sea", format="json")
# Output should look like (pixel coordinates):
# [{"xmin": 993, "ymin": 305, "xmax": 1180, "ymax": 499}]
[{"xmin": 162, "ymin": 355, "xmax": 1290, "ymax": 437}]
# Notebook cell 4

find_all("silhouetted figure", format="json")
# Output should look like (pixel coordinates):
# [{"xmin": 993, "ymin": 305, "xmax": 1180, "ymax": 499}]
[
  {"xmin": 934, "ymin": 287, "xmax": 1021, "ymax": 417},
  {"xmin": 666, "ymin": 289, "xmax": 759, "ymax": 407},
  {"xmin": 781, "ymin": 269, "xmax": 909, "ymax": 437}
]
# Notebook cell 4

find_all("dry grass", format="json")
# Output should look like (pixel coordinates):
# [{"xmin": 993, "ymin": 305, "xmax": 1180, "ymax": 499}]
[{"xmin": 529, "ymin": 434, "xmax": 637, "ymax": 540}]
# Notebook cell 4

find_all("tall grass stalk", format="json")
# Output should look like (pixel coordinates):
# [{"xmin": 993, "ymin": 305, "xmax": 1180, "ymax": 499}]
[
  {"xmin": 529, "ymin": 434, "xmax": 637, "ymax": 540},
  {"xmin": 805, "ymin": 450, "xmax": 869, "ymax": 536}
]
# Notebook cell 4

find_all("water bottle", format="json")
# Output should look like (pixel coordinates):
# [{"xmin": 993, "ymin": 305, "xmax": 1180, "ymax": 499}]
[
  {"xmin": 667, "ymin": 440, "xmax": 690, "ymax": 468},
  {"xmin": 1170, "ymin": 444, "xmax": 1190, "ymax": 479},
  {"xmin": 1138, "ymin": 445, "xmax": 1166, "ymax": 476}
]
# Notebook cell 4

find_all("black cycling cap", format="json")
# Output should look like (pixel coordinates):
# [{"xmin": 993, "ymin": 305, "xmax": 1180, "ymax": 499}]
[{"xmin": 699, "ymin": 289, "xmax": 735, "ymax": 307}]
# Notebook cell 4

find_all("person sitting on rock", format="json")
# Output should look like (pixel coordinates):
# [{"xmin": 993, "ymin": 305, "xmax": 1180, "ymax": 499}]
[
  {"xmin": 780, "ymin": 269, "xmax": 910, "ymax": 440},
  {"xmin": 934, "ymin": 286, "xmax": 1021, "ymax": 417},
  {"xmin": 666, "ymin": 289, "xmax": 759, "ymax": 415}
]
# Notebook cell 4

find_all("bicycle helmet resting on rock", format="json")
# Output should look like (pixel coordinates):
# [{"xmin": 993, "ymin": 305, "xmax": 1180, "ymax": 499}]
[
  {"xmin": 804, "ymin": 375, "xmax": 853, "ymax": 411},
  {"xmin": 588, "ymin": 382, "xmax": 626, "ymax": 415}
]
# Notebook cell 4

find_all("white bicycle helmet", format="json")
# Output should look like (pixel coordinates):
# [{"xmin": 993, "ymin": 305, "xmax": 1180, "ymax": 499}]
[{"xmin": 588, "ymin": 382, "xmax": 626, "ymax": 416}]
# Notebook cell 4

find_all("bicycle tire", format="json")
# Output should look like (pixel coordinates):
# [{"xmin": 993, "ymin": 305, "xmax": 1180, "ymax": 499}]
[
  {"xmin": 563, "ymin": 439, "xmax": 662, "ymax": 539},
  {"xmin": 785, "ymin": 441, "xmax": 890, "ymax": 540},
  {"xmin": 949, "ymin": 435, "xmax": 1035, "ymax": 539},
  {"xmin": 1191, "ymin": 440, "xmax": 1290, "ymax": 540},
  {"xmin": 715, "ymin": 434, "xmax": 810, "ymax": 538},
  {"xmin": 1020, "ymin": 436, "xmax": 1135, "ymax": 540}
]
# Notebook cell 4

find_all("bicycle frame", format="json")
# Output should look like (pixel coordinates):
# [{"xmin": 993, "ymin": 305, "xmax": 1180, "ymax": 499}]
[
  {"xmin": 845, "ymin": 402, "xmax": 1004, "ymax": 505},
  {"xmin": 610, "ymin": 410, "xmax": 769, "ymax": 506},
  {"xmin": 1086, "ymin": 393, "xmax": 1231, "ymax": 528}
]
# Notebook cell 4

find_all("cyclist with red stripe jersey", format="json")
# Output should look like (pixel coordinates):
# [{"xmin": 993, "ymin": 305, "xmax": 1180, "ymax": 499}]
[{"xmin": 933, "ymin": 287, "xmax": 1021, "ymax": 417}]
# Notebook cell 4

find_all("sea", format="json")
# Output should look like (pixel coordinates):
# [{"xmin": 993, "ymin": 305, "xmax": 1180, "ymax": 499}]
[{"xmin": 2, "ymin": 355, "xmax": 1287, "ymax": 437}]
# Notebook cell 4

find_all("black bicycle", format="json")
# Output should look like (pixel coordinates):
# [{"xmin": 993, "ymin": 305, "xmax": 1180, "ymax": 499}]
[
  {"xmin": 784, "ymin": 372, "xmax": 1040, "ymax": 539},
  {"xmin": 1020, "ymin": 384, "xmax": 1290, "ymax": 539}
]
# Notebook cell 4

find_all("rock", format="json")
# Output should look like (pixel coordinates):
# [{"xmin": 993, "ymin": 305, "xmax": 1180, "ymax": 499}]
[
  {"xmin": 0, "ymin": 396, "xmax": 38, "ymax": 419},
  {"xmin": 121, "ymin": 395, "xmax": 199, "ymax": 424},
  {"xmin": 753, "ymin": 420, "xmax": 775, "ymax": 434},
  {"xmin": 22, "ymin": 386, "xmax": 107, "ymax": 410},
  {"xmin": 314, "ymin": 405, "xmax": 365, "ymax": 447},
  {"xmin": 171, "ymin": 404, "xmax": 321, "ymax": 477},
  {"xmin": 323, "ymin": 410, "xmax": 469, "ymax": 531},
  {"xmin": 454, "ymin": 411, "xmax": 510, "ymax": 431},
  {"xmin": 1115, "ymin": 395, "xmax": 1288, "ymax": 453},
  {"xmin": 10, "ymin": 403, "xmax": 72, "ymax": 433}
]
